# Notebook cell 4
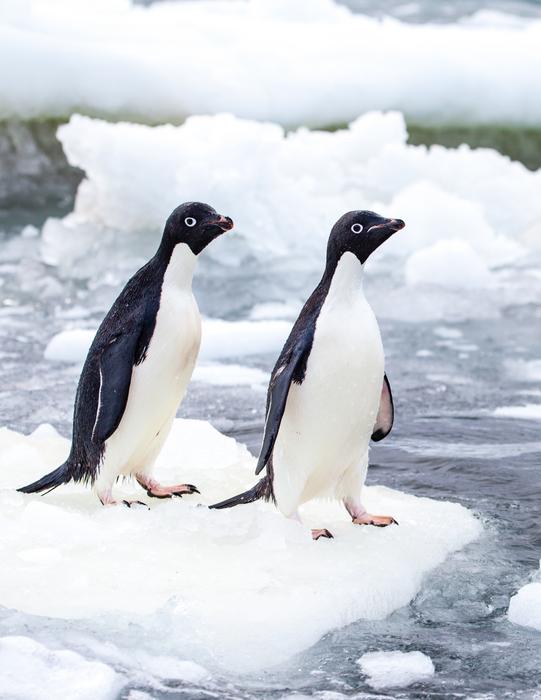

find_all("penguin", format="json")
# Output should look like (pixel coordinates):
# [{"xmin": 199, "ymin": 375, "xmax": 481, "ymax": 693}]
[
  {"xmin": 19, "ymin": 202, "xmax": 233, "ymax": 505},
  {"xmin": 211, "ymin": 210, "xmax": 404, "ymax": 539}
]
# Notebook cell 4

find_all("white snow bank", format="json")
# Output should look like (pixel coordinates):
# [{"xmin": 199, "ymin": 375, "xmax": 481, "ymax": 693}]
[
  {"xmin": 494, "ymin": 404, "xmax": 541, "ymax": 420},
  {"xmin": 508, "ymin": 565, "xmax": 541, "ymax": 633},
  {"xmin": 44, "ymin": 318, "xmax": 290, "ymax": 365},
  {"xmin": 41, "ymin": 112, "xmax": 540, "ymax": 312},
  {"xmin": 0, "ymin": 636, "xmax": 121, "ymax": 700},
  {"xmin": 0, "ymin": 419, "xmax": 481, "ymax": 672},
  {"xmin": 1, "ymin": 0, "xmax": 541, "ymax": 126},
  {"xmin": 357, "ymin": 650, "xmax": 435, "ymax": 689}
]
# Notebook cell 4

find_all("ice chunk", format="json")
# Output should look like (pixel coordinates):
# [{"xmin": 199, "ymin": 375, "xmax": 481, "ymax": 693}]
[
  {"xmin": 504, "ymin": 359, "xmax": 541, "ymax": 382},
  {"xmin": 0, "ymin": 419, "xmax": 481, "ymax": 672},
  {"xmin": 1, "ymin": 1, "xmax": 541, "ymax": 126},
  {"xmin": 0, "ymin": 636, "xmax": 121, "ymax": 700},
  {"xmin": 42, "ymin": 113, "xmax": 538, "ymax": 303},
  {"xmin": 405, "ymin": 240, "xmax": 494, "ymax": 289},
  {"xmin": 44, "ymin": 328, "xmax": 95, "ymax": 363},
  {"xmin": 494, "ymin": 404, "xmax": 541, "ymax": 420},
  {"xmin": 508, "ymin": 566, "xmax": 541, "ymax": 632},
  {"xmin": 357, "ymin": 650, "xmax": 435, "ymax": 689},
  {"xmin": 44, "ymin": 319, "xmax": 290, "ymax": 366},
  {"xmin": 193, "ymin": 363, "xmax": 268, "ymax": 387}
]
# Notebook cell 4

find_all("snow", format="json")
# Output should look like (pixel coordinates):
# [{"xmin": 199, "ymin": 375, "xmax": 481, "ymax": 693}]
[
  {"xmin": 357, "ymin": 650, "xmax": 435, "ymax": 689},
  {"xmin": 505, "ymin": 359, "xmax": 541, "ymax": 382},
  {"xmin": 508, "ymin": 566, "xmax": 541, "ymax": 633},
  {"xmin": 494, "ymin": 404, "xmax": 541, "ymax": 420},
  {"xmin": 44, "ymin": 319, "xmax": 291, "ymax": 366},
  {"xmin": 0, "ymin": 419, "xmax": 481, "ymax": 673},
  {"xmin": 1, "ymin": 0, "xmax": 541, "ymax": 127},
  {"xmin": 0, "ymin": 636, "xmax": 121, "ymax": 700},
  {"xmin": 40, "ymin": 111, "xmax": 540, "ymax": 315}
]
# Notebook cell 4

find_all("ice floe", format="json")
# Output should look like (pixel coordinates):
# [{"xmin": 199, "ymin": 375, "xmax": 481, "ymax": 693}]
[
  {"xmin": 0, "ymin": 636, "xmax": 121, "ymax": 700},
  {"xmin": 357, "ymin": 649, "xmax": 435, "ymax": 689},
  {"xmin": 0, "ymin": 419, "xmax": 481, "ymax": 672},
  {"xmin": 494, "ymin": 404, "xmax": 541, "ymax": 420},
  {"xmin": 44, "ymin": 319, "xmax": 291, "ymax": 366},
  {"xmin": 508, "ymin": 565, "xmax": 541, "ymax": 633},
  {"xmin": 1, "ymin": 0, "xmax": 540, "ymax": 126}
]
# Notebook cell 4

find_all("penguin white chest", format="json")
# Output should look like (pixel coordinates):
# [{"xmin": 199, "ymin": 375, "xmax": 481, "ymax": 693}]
[
  {"xmin": 273, "ymin": 253, "xmax": 384, "ymax": 511},
  {"xmin": 104, "ymin": 245, "xmax": 201, "ymax": 472}
]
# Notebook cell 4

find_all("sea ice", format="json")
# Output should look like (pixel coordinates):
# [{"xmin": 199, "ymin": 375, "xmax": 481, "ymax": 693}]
[
  {"xmin": 39, "ymin": 111, "xmax": 540, "ymax": 320},
  {"xmin": 0, "ymin": 419, "xmax": 481, "ymax": 672},
  {"xmin": 1, "ymin": 0, "xmax": 540, "ymax": 126},
  {"xmin": 0, "ymin": 636, "xmax": 121, "ymax": 700},
  {"xmin": 508, "ymin": 565, "xmax": 541, "ymax": 632},
  {"xmin": 357, "ymin": 650, "xmax": 435, "ymax": 689},
  {"xmin": 494, "ymin": 404, "xmax": 541, "ymax": 420}
]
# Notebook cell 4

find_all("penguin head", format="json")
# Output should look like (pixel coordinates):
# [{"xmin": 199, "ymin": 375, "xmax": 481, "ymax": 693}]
[
  {"xmin": 164, "ymin": 202, "xmax": 234, "ymax": 255},
  {"xmin": 328, "ymin": 210, "xmax": 405, "ymax": 264}
]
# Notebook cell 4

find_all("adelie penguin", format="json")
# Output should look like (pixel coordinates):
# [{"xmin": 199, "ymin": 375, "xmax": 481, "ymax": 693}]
[
  {"xmin": 19, "ymin": 202, "xmax": 233, "ymax": 505},
  {"xmin": 211, "ymin": 210, "xmax": 405, "ymax": 539}
]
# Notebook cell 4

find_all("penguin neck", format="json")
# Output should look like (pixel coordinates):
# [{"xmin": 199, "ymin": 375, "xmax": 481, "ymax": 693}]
[
  {"xmin": 323, "ymin": 251, "xmax": 365, "ymax": 303},
  {"xmin": 158, "ymin": 242, "xmax": 198, "ymax": 291}
]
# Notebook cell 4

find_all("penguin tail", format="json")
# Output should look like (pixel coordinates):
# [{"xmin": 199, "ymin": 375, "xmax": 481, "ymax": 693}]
[
  {"xmin": 17, "ymin": 462, "xmax": 70, "ymax": 495},
  {"xmin": 209, "ymin": 475, "xmax": 272, "ymax": 509}
]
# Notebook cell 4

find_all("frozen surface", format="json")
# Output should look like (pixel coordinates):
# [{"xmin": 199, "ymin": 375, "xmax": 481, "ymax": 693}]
[
  {"xmin": 494, "ymin": 404, "xmax": 541, "ymax": 420},
  {"xmin": 357, "ymin": 649, "xmax": 435, "ymax": 689},
  {"xmin": 37, "ymin": 111, "xmax": 541, "ymax": 324},
  {"xmin": 0, "ymin": 635, "xmax": 121, "ymax": 700},
  {"xmin": 0, "ymin": 418, "xmax": 481, "ymax": 673},
  {"xmin": 1, "ymin": 0, "xmax": 541, "ymax": 127},
  {"xmin": 508, "ymin": 567, "xmax": 541, "ymax": 632}
]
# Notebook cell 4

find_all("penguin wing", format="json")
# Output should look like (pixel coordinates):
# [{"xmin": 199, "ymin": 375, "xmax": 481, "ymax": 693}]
[
  {"xmin": 255, "ymin": 341, "xmax": 308, "ymax": 475},
  {"xmin": 371, "ymin": 373, "xmax": 394, "ymax": 441},
  {"xmin": 91, "ymin": 332, "xmax": 139, "ymax": 444}
]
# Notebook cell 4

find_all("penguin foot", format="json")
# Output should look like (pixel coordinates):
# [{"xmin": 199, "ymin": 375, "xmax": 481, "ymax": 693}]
[
  {"xmin": 122, "ymin": 499, "xmax": 149, "ymax": 509},
  {"xmin": 352, "ymin": 513, "xmax": 398, "ymax": 527},
  {"xmin": 311, "ymin": 528, "xmax": 334, "ymax": 541},
  {"xmin": 136, "ymin": 477, "xmax": 200, "ymax": 499}
]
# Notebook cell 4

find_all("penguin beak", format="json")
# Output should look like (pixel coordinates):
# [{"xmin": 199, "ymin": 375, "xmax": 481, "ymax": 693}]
[
  {"xmin": 212, "ymin": 215, "xmax": 234, "ymax": 232},
  {"xmin": 367, "ymin": 218, "xmax": 405, "ymax": 235}
]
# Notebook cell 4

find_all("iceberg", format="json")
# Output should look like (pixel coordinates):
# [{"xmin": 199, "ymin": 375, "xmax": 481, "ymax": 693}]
[
  {"xmin": 1, "ymin": 0, "xmax": 540, "ymax": 127},
  {"xmin": 0, "ymin": 418, "xmax": 481, "ymax": 673}
]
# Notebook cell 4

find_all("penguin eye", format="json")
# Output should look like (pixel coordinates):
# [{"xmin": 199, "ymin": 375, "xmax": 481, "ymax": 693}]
[
  {"xmin": 184, "ymin": 217, "xmax": 197, "ymax": 227},
  {"xmin": 351, "ymin": 223, "xmax": 363, "ymax": 234}
]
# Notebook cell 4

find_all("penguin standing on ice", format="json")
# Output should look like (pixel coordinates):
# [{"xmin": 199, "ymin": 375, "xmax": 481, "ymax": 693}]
[
  {"xmin": 19, "ymin": 202, "xmax": 233, "ymax": 505},
  {"xmin": 211, "ymin": 211, "xmax": 404, "ymax": 539}
]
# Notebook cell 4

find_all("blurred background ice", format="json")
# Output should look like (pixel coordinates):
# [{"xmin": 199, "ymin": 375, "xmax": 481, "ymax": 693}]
[{"xmin": 0, "ymin": 0, "xmax": 540, "ymax": 698}]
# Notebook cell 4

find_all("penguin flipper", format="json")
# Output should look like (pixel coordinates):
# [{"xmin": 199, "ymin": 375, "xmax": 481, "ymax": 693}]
[
  {"xmin": 91, "ymin": 332, "xmax": 139, "ymax": 444},
  {"xmin": 371, "ymin": 373, "xmax": 394, "ymax": 442},
  {"xmin": 255, "ymin": 341, "xmax": 308, "ymax": 475}
]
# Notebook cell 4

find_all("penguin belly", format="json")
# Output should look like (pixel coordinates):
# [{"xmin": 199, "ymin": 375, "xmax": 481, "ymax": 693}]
[
  {"xmin": 97, "ymin": 287, "xmax": 201, "ymax": 487},
  {"xmin": 272, "ymin": 292, "xmax": 384, "ymax": 517}
]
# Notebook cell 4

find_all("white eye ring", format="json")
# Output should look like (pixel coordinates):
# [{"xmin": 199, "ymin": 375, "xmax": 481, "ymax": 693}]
[
  {"xmin": 351, "ymin": 223, "xmax": 363, "ymax": 234},
  {"xmin": 185, "ymin": 217, "xmax": 197, "ymax": 227}
]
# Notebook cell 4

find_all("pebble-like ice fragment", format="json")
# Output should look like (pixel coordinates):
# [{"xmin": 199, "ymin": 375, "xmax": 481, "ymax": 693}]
[{"xmin": 357, "ymin": 649, "xmax": 435, "ymax": 689}]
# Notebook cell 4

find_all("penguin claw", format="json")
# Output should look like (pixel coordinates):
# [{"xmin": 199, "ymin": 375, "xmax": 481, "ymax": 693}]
[
  {"xmin": 352, "ymin": 514, "xmax": 398, "ymax": 527},
  {"xmin": 144, "ymin": 483, "xmax": 200, "ymax": 499},
  {"xmin": 311, "ymin": 528, "xmax": 334, "ymax": 541},
  {"xmin": 122, "ymin": 499, "xmax": 149, "ymax": 509}
]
